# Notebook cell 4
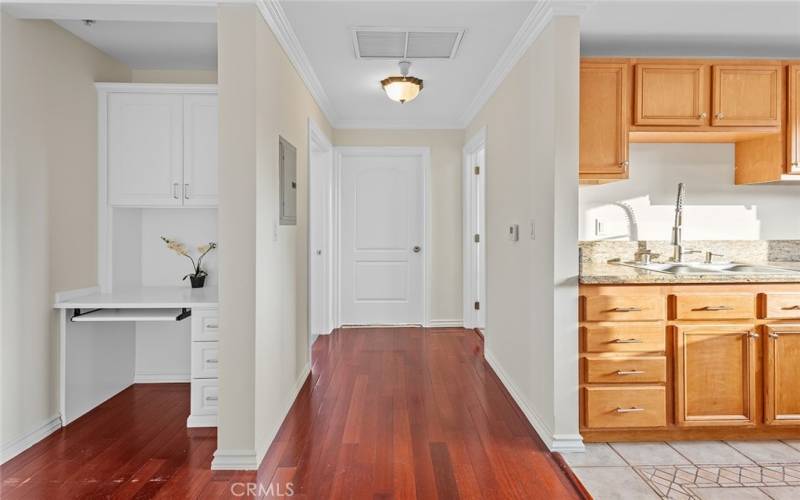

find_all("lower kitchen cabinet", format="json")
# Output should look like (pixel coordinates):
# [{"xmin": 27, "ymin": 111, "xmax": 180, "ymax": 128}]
[
  {"xmin": 675, "ymin": 325, "xmax": 757, "ymax": 427},
  {"xmin": 765, "ymin": 325, "xmax": 800, "ymax": 425}
]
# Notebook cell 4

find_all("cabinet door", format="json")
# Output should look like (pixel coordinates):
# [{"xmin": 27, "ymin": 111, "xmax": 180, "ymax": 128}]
[
  {"xmin": 580, "ymin": 63, "xmax": 629, "ymax": 176},
  {"xmin": 765, "ymin": 326, "xmax": 800, "ymax": 425},
  {"xmin": 789, "ymin": 65, "xmax": 800, "ymax": 173},
  {"xmin": 634, "ymin": 63, "xmax": 707, "ymax": 126},
  {"xmin": 675, "ymin": 325, "xmax": 757, "ymax": 426},
  {"xmin": 108, "ymin": 93, "xmax": 183, "ymax": 206},
  {"xmin": 712, "ymin": 65, "xmax": 781, "ymax": 127},
  {"xmin": 183, "ymin": 94, "xmax": 218, "ymax": 206}
]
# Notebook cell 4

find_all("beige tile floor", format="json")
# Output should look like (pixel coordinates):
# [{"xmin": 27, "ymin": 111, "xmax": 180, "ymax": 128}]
[{"xmin": 562, "ymin": 441, "xmax": 800, "ymax": 499}]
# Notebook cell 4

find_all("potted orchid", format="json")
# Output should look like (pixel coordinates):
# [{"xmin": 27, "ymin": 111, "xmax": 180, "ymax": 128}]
[{"xmin": 161, "ymin": 236, "xmax": 217, "ymax": 288}]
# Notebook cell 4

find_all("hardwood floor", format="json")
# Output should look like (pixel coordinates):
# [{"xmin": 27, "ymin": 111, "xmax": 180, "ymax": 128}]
[
  {"xmin": 1, "ymin": 327, "xmax": 584, "ymax": 499},
  {"xmin": 257, "ymin": 327, "xmax": 583, "ymax": 499}
]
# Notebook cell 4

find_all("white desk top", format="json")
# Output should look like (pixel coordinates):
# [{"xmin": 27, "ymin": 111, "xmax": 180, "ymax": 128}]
[{"xmin": 54, "ymin": 286, "xmax": 218, "ymax": 309}]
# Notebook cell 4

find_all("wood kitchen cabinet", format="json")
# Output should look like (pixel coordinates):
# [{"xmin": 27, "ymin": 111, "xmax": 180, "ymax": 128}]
[
  {"xmin": 579, "ymin": 62, "xmax": 629, "ymax": 182},
  {"xmin": 635, "ymin": 63, "xmax": 707, "ymax": 126},
  {"xmin": 104, "ymin": 86, "xmax": 218, "ymax": 207},
  {"xmin": 675, "ymin": 324, "xmax": 757, "ymax": 427},
  {"xmin": 789, "ymin": 65, "xmax": 800, "ymax": 173},
  {"xmin": 712, "ymin": 65, "xmax": 781, "ymax": 127},
  {"xmin": 765, "ymin": 325, "xmax": 800, "ymax": 425}
]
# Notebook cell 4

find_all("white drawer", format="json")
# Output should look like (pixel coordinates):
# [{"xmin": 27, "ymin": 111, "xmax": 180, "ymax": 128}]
[
  {"xmin": 190, "ymin": 378, "xmax": 218, "ymax": 416},
  {"xmin": 191, "ymin": 341, "xmax": 219, "ymax": 378},
  {"xmin": 191, "ymin": 307, "xmax": 219, "ymax": 341}
]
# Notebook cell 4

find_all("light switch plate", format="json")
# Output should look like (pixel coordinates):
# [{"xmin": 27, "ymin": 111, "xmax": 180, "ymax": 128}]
[{"xmin": 508, "ymin": 224, "xmax": 519, "ymax": 242}]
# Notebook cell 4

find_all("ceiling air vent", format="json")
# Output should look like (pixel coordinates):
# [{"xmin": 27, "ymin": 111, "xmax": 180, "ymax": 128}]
[{"xmin": 353, "ymin": 27, "xmax": 465, "ymax": 59}]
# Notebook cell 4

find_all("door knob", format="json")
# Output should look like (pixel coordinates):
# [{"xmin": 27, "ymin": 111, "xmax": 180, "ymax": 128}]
[{"xmin": 412, "ymin": 246, "xmax": 421, "ymax": 253}]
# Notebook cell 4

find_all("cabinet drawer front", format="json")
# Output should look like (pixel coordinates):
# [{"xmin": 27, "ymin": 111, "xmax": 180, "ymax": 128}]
[
  {"xmin": 190, "ymin": 379, "xmax": 218, "ymax": 416},
  {"xmin": 191, "ymin": 308, "xmax": 219, "ymax": 341},
  {"xmin": 585, "ymin": 356, "xmax": 666, "ymax": 384},
  {"xmin": 673, "ymin": 294, "xmax": 755, "ymax": 320},
  {"xmin": 764, "ymin": 293, "xmax": 800, "ymax": 319},
  {"xmin": 583, "ymin": 324, "xmax": 665, "ymax": 352},
  {"xmin": 191, "ymin": 341, "xmax": 219, "ymax": 378},
  {"xmin": 584, "ymin": 295, "xmax": 664, "ymax": 321},
  {"xmin": 585, "ymin": 386, "xmax": 666, "ymax": 429}
]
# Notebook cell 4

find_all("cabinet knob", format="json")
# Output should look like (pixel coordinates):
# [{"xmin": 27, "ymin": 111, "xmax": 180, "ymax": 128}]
[
  {"xmin": 715, "ymin": 112, "xmax": 725, "ymax": 119},
  {"xmin": 747, "ymin": 331, "xmax": 759, "ymax": 339},
  {"xmin": 698, "ymin": 112, "xmax": 708, "ymax": 119},
  {"xmin": 619, "ymin": 160, "xmax": 630, "ymax": 169},
  {"xmin": 769, "ymin": 332, "xmax": 780, "ymax": 339},
  {"xmin": 792, "ymin": 162, "xmax": 799, "ymax": 169}
]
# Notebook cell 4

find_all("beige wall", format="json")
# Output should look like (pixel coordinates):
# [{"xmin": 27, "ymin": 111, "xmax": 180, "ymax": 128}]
[
  {"xmin": 131, "ymin": 69, "xmax": 217, "ymax": 84},
  {"xmin": 332, "ymin": 129, "xmax": 463, "ymax": 323},
  {"xmin": 216, "ymin": 4, "xmax": 333, "ymax": 467},
  {"xmin": 1, "ymin": 13, "xmax": 131, "ymax": 455},
  {"xmin": 464, "ymin": 16, "xmax": 581, "ymax": 451}
]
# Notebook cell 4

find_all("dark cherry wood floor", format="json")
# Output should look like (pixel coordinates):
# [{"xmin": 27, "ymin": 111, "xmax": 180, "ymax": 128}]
[{"xmin": 1, "ymin": 327, "xmax": 583, "ymax": 499}]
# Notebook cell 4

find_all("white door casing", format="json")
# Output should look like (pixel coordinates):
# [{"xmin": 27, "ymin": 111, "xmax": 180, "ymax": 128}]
[
  {"xmin": 336, "ymin": 147, "xmax": 430, "ymax": 326},
  {"xmin": 463, "ymin": 127, "xmax": 487, "ymax": 330},
  {"xmin": 183, "ymin": 94, "xmax": 219, "ymax": 207},
  {"xmin": 308, "ymin": 119, "xmax": 333, "ymax": 348}
]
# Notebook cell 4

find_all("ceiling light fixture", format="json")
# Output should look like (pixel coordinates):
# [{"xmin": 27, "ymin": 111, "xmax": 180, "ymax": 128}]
[{"xmin": 381, "ymin": 61, "xmax": 423, "ymax": 104}]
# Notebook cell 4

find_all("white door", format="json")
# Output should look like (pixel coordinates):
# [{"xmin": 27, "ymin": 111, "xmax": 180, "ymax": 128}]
[
  {"xmin": 339, "ymin": 151, "xmax": 425, "ymax": 325},
  {"xmin": 108, "ymin": 93, "xmax": 183, "ymax": 206},
  {"xmin": 463, "ymin": 133, "xmax": 486, "ymax": 330},
  {"xmin": 183, "ymin": 94, "xmax": 218, "ymax": 207}
]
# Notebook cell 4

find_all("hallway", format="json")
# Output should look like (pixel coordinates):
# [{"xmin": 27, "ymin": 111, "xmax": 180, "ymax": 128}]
[{"xmin": 256, "ymin": 327, "xmax": 583, "ymax": 499}]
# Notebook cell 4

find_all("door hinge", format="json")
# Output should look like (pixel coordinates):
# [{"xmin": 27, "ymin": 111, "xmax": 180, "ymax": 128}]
[
  {"xmin": 474, "ymin": 301, "xmax": 480, "ymax": 310},
  {"xmin": 474, "ymin": 233, "xmax": 480, "ymax": 243},
  {"xmin": 474, "ymin": 165, "xmax": 480, "ymax": 175}
]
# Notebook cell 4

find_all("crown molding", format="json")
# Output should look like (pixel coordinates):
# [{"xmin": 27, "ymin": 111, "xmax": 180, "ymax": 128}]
[
  {"xmin": 255, "ymin": 0, "xmax": 339, "ymax": 127},
  {"xmin": 457, "ymin": 0, "xmax": 593, "ymax": 128},
  {"xmin": 334, "ymin": 118, "xmax": 464, "ymax": 130}
]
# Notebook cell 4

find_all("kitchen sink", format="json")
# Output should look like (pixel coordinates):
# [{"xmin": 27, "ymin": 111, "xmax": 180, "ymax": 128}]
[{"xmin": 620, "ymin": 261, "xmax": 800, "ymax": 275}]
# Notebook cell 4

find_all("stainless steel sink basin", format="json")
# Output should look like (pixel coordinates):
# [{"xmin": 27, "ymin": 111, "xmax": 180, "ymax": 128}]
[{"xmin": 620, "ymin": 261, "xmax": 799, "ymax": 275}]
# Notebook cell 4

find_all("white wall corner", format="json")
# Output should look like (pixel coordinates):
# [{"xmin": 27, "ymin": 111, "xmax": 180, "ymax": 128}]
[
  {"xmin": 211, "ymin": 449, "xmax": 260, "ymax": 471},
  {"xmin": 254, "ymin": 0, "xmax": 339, "ymax": 127},
  {"xmin": 1, "ymin": 415, "xmax": 62, "ymax": 464},
  {"xmin": 255, "ymin": 362, "xmax": 311, "ymax": 465}
]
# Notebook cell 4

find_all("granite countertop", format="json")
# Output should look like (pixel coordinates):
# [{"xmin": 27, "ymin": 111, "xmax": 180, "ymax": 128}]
[{"xmin": 580, "ymin": 262, "xmax": 800, "ymax": 285}]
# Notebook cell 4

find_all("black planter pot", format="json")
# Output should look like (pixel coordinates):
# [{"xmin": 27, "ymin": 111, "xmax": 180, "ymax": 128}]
[{"xmin": 189, "ymin": 275, "xmax": 206, "ymax": 288}]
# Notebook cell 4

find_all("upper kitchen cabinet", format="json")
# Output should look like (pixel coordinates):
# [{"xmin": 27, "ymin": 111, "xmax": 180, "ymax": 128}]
[
  {"xmin": 789, "ymin": 65, "xmax": 800, "ymax": 173},
  {"xmin": 101, "ymin": 84, "xmax": 218, "ymax": 207},
  {"xmin": 579, "ymin": 62, "xmax": 629, "ymax": 183},
  {"xmin": 635, "ymin": 63, "xmax": 707, "ymax": 126},
  {"xmin": 712, "ymin": 65, "xmax": 781, "ymax": 127}
]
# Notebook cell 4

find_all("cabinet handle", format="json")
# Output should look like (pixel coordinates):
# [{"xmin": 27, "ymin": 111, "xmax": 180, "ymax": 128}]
[
  {"xmin": 616, "ymin": 370, "xmax": 645, "ymax": 375},
  {"xmin": 172, "ymin": 182, "xmax": 180, "ymax": 199},
  {"xmin": 205, "ymin": 395, "xmax": 218, "ymax": 401},
  {"xmin": 747, "ymin": 332, "xmax": 759, "ymax": 339},
  {"xmin": 612, "ymin": 338, "xmax": 643, "ymax": 344},
  {"xmin": 615, "ymin": 407, "xmax": 644, "ymax": 413},
  {"xmin": 792, "ymin": 162, "xmax": 799, "ymax": 169},
  {"xmin": 698, "ymin": 112, "xmax": 708, "ymax": 119},
  {"xmin": 206, "ymin": 359, "xmax": 218, "ymax": 364},
  {"xmin": 696, "ymin": 305, "xmax": 733, "ymax": 311},
  {"xmin": 715, "ymin": 112, "xmax": 725, "ymax": 119},
  {"xmin": 206, "ymin": 323, "xmax": 218, "ymax": 330},
  {"xmin": 769, "ymin": 332, "xmax": 780, "ymax": 339},
  {"xmin": 781, "ymin": 305, "xmax": 800, "ymax": 310},
  {"xmin": 184, "ymin": 183, "xmax": 190, "ymax": 199},
  {"xmin": 611, "ymin": 307, "xmax": 642, "ymax": 312}
]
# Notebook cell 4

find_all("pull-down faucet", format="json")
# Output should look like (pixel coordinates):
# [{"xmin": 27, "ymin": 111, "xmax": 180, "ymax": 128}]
[{"xmin": 671, "ymin": 183, "xmax": 699, "ymax": 262}]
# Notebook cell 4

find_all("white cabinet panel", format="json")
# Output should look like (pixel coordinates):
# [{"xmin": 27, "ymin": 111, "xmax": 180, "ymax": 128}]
[
  {"xmin": 108, "ymin": 93, "xmax": 183, "ymax": 206},
  {"xmin": 183, "ymin": 95, "xmax": 218, "ymax": 207},
  {"xmin": 191, "ymin": 307, "xmax": 219, "ymax": 341},
  {"xmin": 190, "ymin": 378, "xmax": 218, "ymax": 416},
  {"xmin": 191, "ymin": 341, "xmax": 219, "ymax": 378}
]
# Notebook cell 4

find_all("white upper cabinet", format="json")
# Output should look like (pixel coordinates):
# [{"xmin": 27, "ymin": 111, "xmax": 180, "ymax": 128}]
[
  {"xmin": 104, "ymin": 86, "xmax": 218, "ymax": 207},
  {"xmin": 183, "ymin": 94, "xmax": 219, "ymax": 207}
]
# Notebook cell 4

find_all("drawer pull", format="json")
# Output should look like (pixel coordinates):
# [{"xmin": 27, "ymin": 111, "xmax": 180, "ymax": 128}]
[
  {"xmin": 746, "ymin": 331, "xmax": 759, "ymax": 339},
  {"xmin": 611, "ymin": 338, "xmax": 643, "ymax": 344},
  {"xmin": 781, "ymin": 305, "xmax": 800, "ymax": 311},
  {"xmin": 615, "ymin": 407, "xmax": 645, "ymax": 413},
  {"xmin": 610, "ymin": 307, "xmax": 643, "ymax": 312},
  {"xmin": 206, "ymin": 323, "xmax": 219, "ymax": 329},
  {"xmin": 616, "ymin": 370, "xmax": 645, "ymax": 375},
  {"xmin": 695, "ymin": 305, "xmax": 733, "ymax": 311},
  {"xmin": 769, "ymin": 332, "xmax": 780, "ymax": 339},
  {"xmin": 206, "ymin": 359, "xmax": 218, "ymax": 364},
  {"xmin": 206, "ymin": 395, "xmax": 218, "ymax": 402}
]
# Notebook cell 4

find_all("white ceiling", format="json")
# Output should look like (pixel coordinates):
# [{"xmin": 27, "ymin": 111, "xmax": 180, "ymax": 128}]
[
  {"xmin": 281, "ymin": 1, "xmax": 536, "ymax": 129},
  {"xmin": 581, "ymin": 1, "xmax": 800, "ymax": 58}
]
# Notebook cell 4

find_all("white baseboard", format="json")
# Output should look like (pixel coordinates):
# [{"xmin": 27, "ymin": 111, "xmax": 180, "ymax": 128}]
[
  {"xmin": 211, "ymin": 363, "xmax": 311, "ymax": 471},
  {"xmin": 428, "ymin": 319, "xmax": 464, "ymax": 328},
  {"xmin": 134, "ymin": 373, "xmax": 191, "ymax": 383},
  {"xmin": 210, "ymin": 449, "xmax": 259, "ymax": 471},
  {"xmin": 187, "ymin": 414, "xmax": 217, "ymax": 428},
  {"xmin": 1, "ymin": 415, "xmax": 62, "ymax": 464},
  {"xmin": 483, "ymin": 348, "xmax": 584, "ymax": 453}
]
